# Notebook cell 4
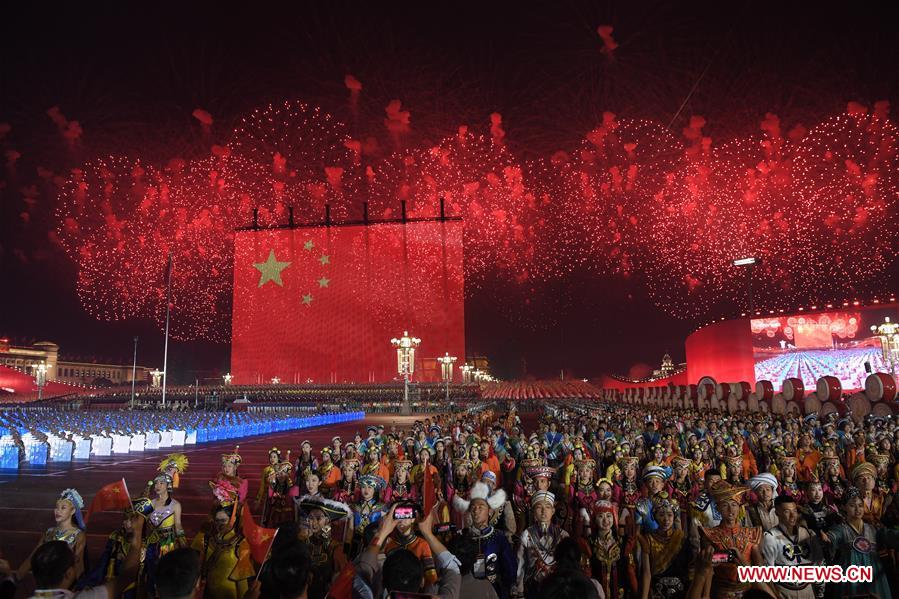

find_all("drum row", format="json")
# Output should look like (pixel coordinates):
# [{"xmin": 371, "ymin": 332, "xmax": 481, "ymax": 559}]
[{"xmin": 603, "ymin": 372, "xmax": 897, "ymax": 423}]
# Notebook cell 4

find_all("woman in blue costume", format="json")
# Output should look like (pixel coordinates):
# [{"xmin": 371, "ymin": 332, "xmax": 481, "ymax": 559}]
[
  {"xmin": 822, "ymin": 487, "xmax": 899, "ymax": 599},
  {"xmin": 137, "ymin": 473, "xmax": 187, "ymax": 598},
  {"xmin": 16, "ymin": 488, "xmax": 87, "ymax": 581}
]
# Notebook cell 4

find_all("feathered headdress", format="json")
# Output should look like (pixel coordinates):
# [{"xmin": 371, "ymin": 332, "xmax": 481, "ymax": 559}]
[
  {"xmin": 295, "ymin": 495, "xmax": 352, "ymax": 522},
  {"xmin": 158, "ymin": 453, "xmax": 188, "ymax": 489},
  {"xmin": 452, "ymin": 481, "xmax": 507, "ymax": 514}
]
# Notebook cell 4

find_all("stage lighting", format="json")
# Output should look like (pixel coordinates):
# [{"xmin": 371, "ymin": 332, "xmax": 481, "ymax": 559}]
[{"xmin": 732, "ymin": 257, "xmax": 757, "ymax": 266}]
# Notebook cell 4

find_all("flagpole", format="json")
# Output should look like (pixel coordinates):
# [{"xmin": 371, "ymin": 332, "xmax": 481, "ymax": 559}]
[
  {"xmin": 122, "ymin": 477, "xmax": 131, "ymax": 500},
  {"xmin": 130, "ymin": 336, "xmax": 138, "ymax": 409},
  {"xmin": 255, "ymin": 528, "xmax": 279, "ymax": 581},
  {"xmin": 161, "ymin": 253, "xmax": 173, "ymax": 410}
]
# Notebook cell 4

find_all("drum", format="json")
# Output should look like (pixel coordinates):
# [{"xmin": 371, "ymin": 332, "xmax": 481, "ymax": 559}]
[
  {"xmin": 747, "ymin": 392, "xmax": 759, "ymax": 413},
  {"xmin": 804, "ymin": 392, "xmax": 822, "ymax": 416},
  {"xmin": 782, "ymin": 378, "xmax": 804, "ymax": 402},
  {"xmin": 732, "ymin": 381, "xmax": 752, "ymax": 401},
  {"xmin": 847, "ymin": 393, "xmax": 870, "ymax": 423},
  {"xmin": 816, "ymin": 376, "xmax": 842, "ymax": 403},
  {"xmin": 865, "ymin": 372, "xmax": 897, "ymax": 403},
  {"xmin": 715, "ymin": 382, "xmax": 732, "ymax": 401},
  {"xmin": 771, "ymin": 393, "xmax": 786, "ymax": 415},
  {"xmin": 755, "ymin": 380, "xmax": 774, "ymax": 402}
]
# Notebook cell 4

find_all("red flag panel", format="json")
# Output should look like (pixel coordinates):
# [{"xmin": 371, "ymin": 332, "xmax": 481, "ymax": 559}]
[{"xmin": 232, "ymin": 221, "xmax": 465, "ymax": 384}]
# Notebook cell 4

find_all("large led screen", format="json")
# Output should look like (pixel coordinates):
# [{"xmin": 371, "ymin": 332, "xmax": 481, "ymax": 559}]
[
  {"xmin": 751, "ymin": 305, "xmax": 898, "ymax": 390},
  {"xmin": 231, "ymin": 221, "xmax": 465, "ymax": 384}
]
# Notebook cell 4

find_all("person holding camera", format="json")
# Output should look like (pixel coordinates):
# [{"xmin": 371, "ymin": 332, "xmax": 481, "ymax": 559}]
[{"xmin": 354, "ymin": 503, "xmax": 461, "ymax": 599}]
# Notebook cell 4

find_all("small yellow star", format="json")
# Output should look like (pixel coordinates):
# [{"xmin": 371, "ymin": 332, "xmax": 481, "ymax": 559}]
[
  {"xmin": 319, "ymin": 255, "xmax": 330, "ymax": 265},
  {"xmin": 318, "ymin": 277, "xmax": 330, "ymax": 288},
  {"xmin": 303, "ymin": 240, "xmax": 314, "ymax": 251},
  {"xmin": 253, "ymin": 250, "xmax": 291, "ymax": 287},
  {"xmin": 302, "ymin": 294, "xmax": 313, "ymax": 306}
]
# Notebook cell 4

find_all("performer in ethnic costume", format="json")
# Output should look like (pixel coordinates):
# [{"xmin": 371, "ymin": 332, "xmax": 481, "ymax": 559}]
[
  {"xmin": 214, "ymin": 446, "xmax": 247, "ymax": 503},
  {"xmin": 138, "ymin": 474, "xmax": 187, "ymax": 598},
  {"xmin": 296, "ymin": 496, "xmax": 351, "ymax": 599},
  {"xmin": 699, "ymin": 481, "xmax": 762, "ymax": 599},
  {"xmin": 264, "ymin": 453, "xmax": 298, "ymax": 527},
  {"xmin": 759, "ymin": 495, "xmax": 823, "ymax": 599},
  {"xmin": 849, "ymin": 461, "xmax": 885, "ymax": 525},
  {"xmin": 822, "ymin": 488, "xmax": 899, "ymax": 599},
  {"xmin": 515, "ymin": 491, "xmax": 568, "ymax": 599},
  {"xmin": 819, "ymin": 456, "xmax": 847, "ymax": 506},
  {"xmin": 571, "ymin": 458, "xmax": 600, "ymax": 537},
  {"xmin": 82, "ymin": 508, "xmax": 139, "ymax": 599},
  {"xmin": 191, "ymin": 480, "xmax": 254, "ymax": 599},
  {"xmin": 583, "ymin": 499, "xmax": 631, "ymax": 599},
  {"xmin": 798, "ymin": 478, "xmax": 838, "ymax": 535},
  {"xmin": 349, "ymin": 475, "xmax": 386, "ymax": 556},
  {"xmin": 481, "ymin": 470, "xmax": 517, "ymax": 540},
  {"xmin": 17, "ymin": 488, "xmax": 88, "ymax": 581},
  {"xmin": 317, "ymin": 447, "xmax": 342, "ymax": 498},
  {"xmin": 385, "ymin": 459, "xmax": 415, "ymax": 503},
  {"xmin": 453, "ymin": 481, "xmax": 517, "ymax": 599},
  {"xmin": 634, "ymin": 466, "xmax": 671, "ymax": 533},
  {"xmin": 410, "ymin": 446, "xmax": 443, "ymax": 515},
  {"xmin": 295, "ymin": 440, "xmax": 318, "ymax": 493},
  {"xmin": 331, "ymin": 458, "xmax": 359, "ymax": 505},
  {"xmin": 776, "ymin": 455, "xmax": 801, "ymax": 500},
  {"xmin": 671, "ymin": 456, "xmax": 697, "ymax": 532},
  {"xmin": 637, "ymin": 494, "xmax": 692, "ymax": 599},
  {"xmin": 745, "ymin": 472, "xmax": 778, "ymax": 531},
  {"xmin": 612, "ymin": 455, "xmax": 641, "ymax": 532},
  {"xmin": 254, "ymin": 447, "xmax": 281, "ymax": 513}
]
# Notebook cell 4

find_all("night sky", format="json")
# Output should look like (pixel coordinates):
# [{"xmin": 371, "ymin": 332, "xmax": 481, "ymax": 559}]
[{"xmin": 1, "ymin": 1, "xmax": 898, "ymax": 382}]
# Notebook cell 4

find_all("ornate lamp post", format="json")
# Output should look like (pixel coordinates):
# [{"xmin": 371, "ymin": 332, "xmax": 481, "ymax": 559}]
[
  {"xmin": 33, "ymin": 362, "xmax": 48, "ymax": 401},
  {"xmin": 461, "ymin": 364, "xmax": 473, "ymax": 384},
  {"xmin": 150, "ymin": 368, "xmax": 163, "ymax": 388},
  {"xmin": 437, "ymin": 353, "xmax": 457, "ymax": 405},
  {"xmin": 271, "ymin": 376, "xmax": 281, "ymax": 384},
  {"xmin": 391, "ymin": 331, "xmax": 421, "ymax": 416},
  {"xmin": 870, "ymin": 317, "xmax": 899, "ymax": 376},
  {"xmin": 223, "ymin": 373, "xmax": 233, "ymax": 386}
]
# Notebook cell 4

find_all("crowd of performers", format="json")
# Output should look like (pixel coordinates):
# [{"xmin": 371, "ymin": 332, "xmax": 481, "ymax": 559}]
[{"xmin": 8, "ymin": 403, "xmax": 899, "ymax": 599}]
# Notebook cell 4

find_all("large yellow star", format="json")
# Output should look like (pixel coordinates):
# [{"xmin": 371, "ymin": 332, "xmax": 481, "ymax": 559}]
[{"xmin": 253, "ymin": 250, "xmax": 291, "ymax": 287}]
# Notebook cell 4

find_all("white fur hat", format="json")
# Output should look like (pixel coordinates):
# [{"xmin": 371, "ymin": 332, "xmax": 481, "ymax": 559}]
[{"xmin": 452, "ymin": 481, "xmax": 507, "ymax": 513}]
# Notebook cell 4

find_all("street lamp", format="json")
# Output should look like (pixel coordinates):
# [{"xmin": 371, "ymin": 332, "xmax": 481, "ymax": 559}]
[
  {"xmin": 223, "ymin": 373, "xmax": 233, "ymax": 386},
  {"xmin": 33, "ymin": 362, "xmax": 48, "ymax": 401},
  {"xmin": 733, "ymin": 257, "xmax": 758, "ymax": 314},
  {"xmin": 460, "ymin": 364, "xmax": 473, "ymax": 384},
  {"xmin": 391, "ymin": 331, "xmax": 421, "ymax": 416},
  {"xmin": 870, "ymin": 317, "xmax": 899, "ymax": 376},
  {"xmin": 150, "ymin": 368, "xmax": 163, "ymax": 388},
  {"xmin": 437, "ymin": 353, "xmax": 457, "ymax": 404},
  {"xmin": 271, "ymin": 376, "xmax": 281, "ymax": 384}
]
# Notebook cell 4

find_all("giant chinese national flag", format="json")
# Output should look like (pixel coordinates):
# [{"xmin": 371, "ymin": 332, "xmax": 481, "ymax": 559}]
[{"xmin": 231, "ymin": 221, "xmax": 465, "ymax": 384}]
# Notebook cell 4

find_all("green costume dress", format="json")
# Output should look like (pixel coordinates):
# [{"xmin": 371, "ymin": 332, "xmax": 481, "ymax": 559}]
[{"xmin": 824, "ymin": 521, "xmax": 899, "ymax": 599}]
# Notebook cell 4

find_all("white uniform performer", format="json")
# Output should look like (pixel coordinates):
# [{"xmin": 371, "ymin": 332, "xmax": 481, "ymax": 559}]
[{"xmin": 759, "ymin": 523, "xmax": 824, "ymax": 599}]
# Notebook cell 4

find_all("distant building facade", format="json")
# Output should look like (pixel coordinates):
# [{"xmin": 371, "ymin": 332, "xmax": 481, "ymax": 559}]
[{"xmin": 0, "ymin": 338, "xmax": 152, "ymax": 386}]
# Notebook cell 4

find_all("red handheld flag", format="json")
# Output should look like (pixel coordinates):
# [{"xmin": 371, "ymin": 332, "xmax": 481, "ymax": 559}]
[
  {"xmin": 85, "ymin": 479, "xmax": 131, "ymax": 524},
  {"xmin": 241, "ymin": 504, "xmax": 277, "ymax": 564}
]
